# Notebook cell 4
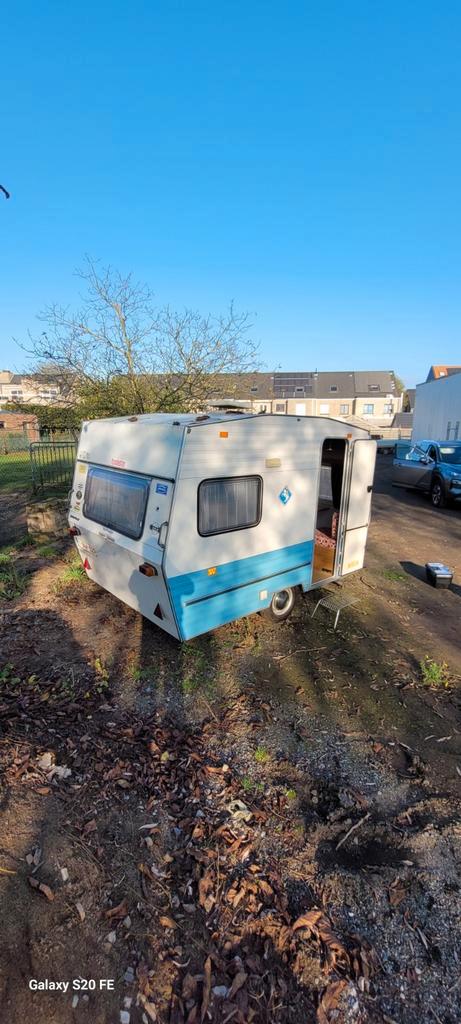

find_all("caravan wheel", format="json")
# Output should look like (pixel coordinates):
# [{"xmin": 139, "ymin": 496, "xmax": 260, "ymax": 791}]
[{"xmin": 267, "ymin": 587, "xmax": 296, "ymax": 622}]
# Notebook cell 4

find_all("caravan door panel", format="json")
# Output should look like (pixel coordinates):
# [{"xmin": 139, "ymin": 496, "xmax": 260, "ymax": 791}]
[
  {"xmin": 342, "ymin": 526, "xmax": 369, "ymax": 576},
  {"xmin": 341, "ymin": 439, "xmax": 376, "ymax": 576},
  {"xmin": 345, "ymin": 439, "xmax": 376, "ymax": 530}
]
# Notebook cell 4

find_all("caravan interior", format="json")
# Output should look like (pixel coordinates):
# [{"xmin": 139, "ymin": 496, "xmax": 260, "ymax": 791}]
[{"xmin": 313, "ymin": 439, "xmax": 346, "ymax": 583}]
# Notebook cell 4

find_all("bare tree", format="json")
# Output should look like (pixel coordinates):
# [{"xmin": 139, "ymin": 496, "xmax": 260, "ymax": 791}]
[{"xmin": 24, "ymin": 258, "xmax": 259, "ymax": 416}]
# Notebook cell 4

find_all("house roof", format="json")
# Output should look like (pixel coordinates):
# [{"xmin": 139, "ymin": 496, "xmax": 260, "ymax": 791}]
[
  {"xmin": 426, "ymin": 365, "xmax": 461, "ymax": 381},
  {"xmin": 204, "ymin": 372, "xmax": 275, "ymax": 399},
  {"xmin": 392, "ymin": 411, "xmax": 413, "ymax": 428},
  {"xmin": 273, "ymin": 370, "xmax": 397, "ymax": 399}
]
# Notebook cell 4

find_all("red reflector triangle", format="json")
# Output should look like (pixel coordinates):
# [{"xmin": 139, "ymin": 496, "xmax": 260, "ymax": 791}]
[
  {"xmin": 153, "ymin": 603, "xmax": 163, "ymax": 620},
  {"xmin": 83, "ymin": 558, "xmax": 91, "ymax": 570}
]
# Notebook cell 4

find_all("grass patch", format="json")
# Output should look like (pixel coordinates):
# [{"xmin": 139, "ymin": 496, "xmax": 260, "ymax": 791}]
[
  {"xmin": 14, "ymin": 534, "xmax": 37, "ymax": 549},
  {"xmin": 254, "ymin": 745, "xmax": 270, "ymax": 764},
  {"xmin": 285, "ymin": 788, "xmax": 297, "ymax": 801},
  {"xmin": 420, "ymin": 657, "xmax": 450, "ymax": 688},
  {"xmin": 92, "ymin": 657, "xmax": 110, "ymax": 694},
  {"xmin": 181, "ymin": 642, "xmax": 217, "ymax": 695},
  {"xmin": 54, "ymin": 554, "xmax": 87, "ymax": 591},
  {"xmin": 241, "ymin": 776, "xmax": 264, "ymax": 795},
  {"xmin": 35, "ymin": 542, "xmax": 58, "ymax": 558},
  {"xmin": 0, "ymin": 451, "xmax": 32, "ymax": 492},
  {"xmin": 128, "ymin": 664, "xmax": 154, "ymax": 683},
  {"xmin": 382, "ymin": 568, "xmax": 407, "ymax": 582},
  {"xmin": 183, "ymin": 674, "xmax": 205, "ymax": 695},
  {"xmin": 0, "ymin": 551, "xmax": 27, "ymax": 601}
]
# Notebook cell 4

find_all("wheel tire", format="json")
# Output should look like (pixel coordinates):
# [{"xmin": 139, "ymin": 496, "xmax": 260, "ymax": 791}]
[
  {"xmin": 266, "ymin": 587, "xmax": 296, "ymax": 622},
  {"xmin": 430, "ymin": 478, "xmax": 446, "ymax": 509}
]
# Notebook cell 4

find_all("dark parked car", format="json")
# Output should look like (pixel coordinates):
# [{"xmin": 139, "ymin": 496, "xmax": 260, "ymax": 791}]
[{"xmin": 392, "ymin": 440, "xmax": 461, "ymax": 508}]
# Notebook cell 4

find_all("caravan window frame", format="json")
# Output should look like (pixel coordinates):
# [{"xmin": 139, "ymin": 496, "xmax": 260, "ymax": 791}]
[
  {"xmin": 83, "ymin": 465, "xmax": 151, "ymax": 540},
  {"xmin": 197, "ymin": 474, "xmax": 263, "ymax": 537}
]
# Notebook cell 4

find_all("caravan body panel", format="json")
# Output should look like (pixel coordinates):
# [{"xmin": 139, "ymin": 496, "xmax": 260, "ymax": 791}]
[{"xmin": 69, "ymin": 413, "xmax": 375, "ymax": 640}]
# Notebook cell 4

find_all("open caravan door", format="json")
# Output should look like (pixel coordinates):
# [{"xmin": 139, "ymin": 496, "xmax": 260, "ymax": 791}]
[{"xmin": 341, "ymin": 439, "xmax": 377, "ymax": 576}]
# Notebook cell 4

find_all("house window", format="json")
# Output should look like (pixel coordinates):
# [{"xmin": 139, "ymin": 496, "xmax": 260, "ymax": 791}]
[
  {"xmin": 250, "ymin": 386, "xmax": 258, "ymax": 393},
  {"xmin": 295, "ymin": 387, "xmax": 304, "ymax": 394},
  {"xmin": 295, "ymin": 403, "xmax": 306, "ymax": 415},
  {"xmin": 275, "ymin": 403, "xmax": 285, "ymax": 413},
  {"xmin": 0, "ymin": 422, "xmax": 4, "ymax": 429},
  {"xmin": 198, "ymin": 476, "xmax": 262, "ymax": 536},
  {"xmin": 383, "ymin": 403, "xmax": 393, "ymax": 414},
  {"xmin": 330, "ymin": 385, "xmax": 338, "ymax": 392},
  {"xmin": 339, "ymin": 404, "xmax": 349, "ymax": 415},
  {"xmin": 319, "ymin": 403, "xmax": 330, "ymax": 414},
  {"xmin": 83, "ymin": 466, "xmax": 151, "ymax": 540},
  {"xmin": 368, "ymin": 385, "xmax": 380, "ymax": 392},
  {"xmin": 363, "ymin": 404, "xmax": 374, "ymax": 415}
]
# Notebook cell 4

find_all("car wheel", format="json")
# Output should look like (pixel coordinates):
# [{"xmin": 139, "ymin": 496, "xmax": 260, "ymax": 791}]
[
  {"xmin": 266, "ymin": 587, "xmax": 296, "ymax": 622},
  {"xmin": 430, "ymin": 478, "xmax": 446, "ymax": 508}
]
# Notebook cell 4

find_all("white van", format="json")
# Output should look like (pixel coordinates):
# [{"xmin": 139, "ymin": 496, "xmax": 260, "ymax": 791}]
[{"xmin": 68, "ymin": 413, "xmax": 376, "ymax": 640}]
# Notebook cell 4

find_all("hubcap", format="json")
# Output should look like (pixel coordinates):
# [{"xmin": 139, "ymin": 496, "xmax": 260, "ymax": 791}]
[
  {"xmin": 273, "ymin": 590, "xmax": 290, "ymax": 612},
  {"xmin": 433, "ymin": 485, "xmax": 441, "ymax": 504}
]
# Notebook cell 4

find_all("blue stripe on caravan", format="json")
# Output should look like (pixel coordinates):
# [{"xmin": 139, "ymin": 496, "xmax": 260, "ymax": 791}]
[{"xmin": 167, "ymin": 540, "xmax": 313, "ymax": 640}]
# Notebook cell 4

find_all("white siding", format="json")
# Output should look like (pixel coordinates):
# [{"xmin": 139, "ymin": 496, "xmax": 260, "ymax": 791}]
[
  {"xmin": 413, "ymin": 375, "xmax": 461, "ymax": 441},
  {"xmin": 165, "ymin": 415, "xmax": 367, "ymax": 578}
]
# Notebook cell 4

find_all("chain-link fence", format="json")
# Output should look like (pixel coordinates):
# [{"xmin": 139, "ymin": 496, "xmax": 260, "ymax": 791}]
[
  {"xmin": 0, "ymin": 430, "xmax": 30, "ymax": 455},
  {"xmin": 0, "ymin": 431, "xmax": 34, "ymax": 492}
]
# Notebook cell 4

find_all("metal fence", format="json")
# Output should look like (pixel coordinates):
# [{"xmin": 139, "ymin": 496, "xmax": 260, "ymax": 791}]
[
  {"xmin": 0, "ymin": 440, "xmax": 77, "ymax": 495},
  {"xmin": 29, "ymin": 440, "xmax": 77, "ymax": 494}
]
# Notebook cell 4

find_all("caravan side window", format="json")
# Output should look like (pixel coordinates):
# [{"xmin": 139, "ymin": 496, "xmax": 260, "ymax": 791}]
[
  {"xmin": 198, "ymin": 476, "xmax": 262, "ymax": 536},
  {"xmin": 83, "ymin": 466, "xmax": 150, "ymax": 540}
]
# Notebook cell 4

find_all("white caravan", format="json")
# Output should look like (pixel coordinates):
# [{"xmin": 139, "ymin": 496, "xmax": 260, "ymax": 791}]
[{"xmin": 68, "ymin": 413, "xmax": 376, "ymax": 641}]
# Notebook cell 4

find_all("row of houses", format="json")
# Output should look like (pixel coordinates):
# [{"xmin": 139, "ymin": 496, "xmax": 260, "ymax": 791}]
[
  {"xmin": 0, "ymin": 366, "xmax": 402, "ymax": 416},
  {"xmin": 0, "ymin": 369, "xmax": 62, "ymax": 405},
  {"xmin": 204, "ymin": 370, "xmax": 403, "ymax": 428},
  {"xmin": 0, "ymin": 366, "xmax": 404, "ymax": 431},
  {"xmin": 1, "ymin": 364, "xmax": 459, "ymax": 443}
]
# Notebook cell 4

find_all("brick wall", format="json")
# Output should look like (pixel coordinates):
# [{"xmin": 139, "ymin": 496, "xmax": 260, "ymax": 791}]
[{"xmin": 0, "ymin": 411, "xmax": 40, "ymax": 441}]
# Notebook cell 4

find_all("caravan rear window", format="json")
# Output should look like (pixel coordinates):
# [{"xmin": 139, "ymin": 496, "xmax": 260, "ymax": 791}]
[
  {"xmin": 198, "ymin": 476, "xmax": 262, "ymax": 536},
  {"xmin": 83, "ymin": 466, "xmax": 150, "ymax": 540}
]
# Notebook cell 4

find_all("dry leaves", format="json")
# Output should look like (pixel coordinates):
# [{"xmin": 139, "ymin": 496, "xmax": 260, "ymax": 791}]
[
  {"xmin": 105, "ymin": 898, "xmax": 128, "ymax": 919},
  {"xmin": 200, "ymin": 956, "xmax": 212, "ymax": 1022},
  {"xmin": 28, "ymin": 876, "xmax": 54, "ymax": 901},
  {"xmin": 159, "ymin": 915, "xmax": 178, "ymax": 930},
  {"xmin": 293, "ymin": 910, "xmax": 349, "ymax": 971},
  {"xmin": 317, "ymin": 979, "xmax": 348, "ymax": 1023}
]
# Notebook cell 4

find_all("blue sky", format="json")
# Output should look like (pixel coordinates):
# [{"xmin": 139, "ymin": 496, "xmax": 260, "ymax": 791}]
[{"xmin": 1, "ymin": 1, "xmax": 460, "ymax": 387}]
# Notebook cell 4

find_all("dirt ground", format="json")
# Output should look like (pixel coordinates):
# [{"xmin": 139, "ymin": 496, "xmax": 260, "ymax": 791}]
[{"xmin": 1, "ymin": 456, "xmax": 460, "ymax": 1024}]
